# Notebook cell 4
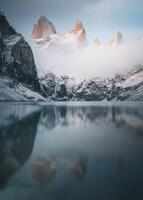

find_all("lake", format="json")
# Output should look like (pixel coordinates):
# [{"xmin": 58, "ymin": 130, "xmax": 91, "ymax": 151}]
[{"xmin": 0, "ymin": 102, "xmax": 143, "ymax": 200}]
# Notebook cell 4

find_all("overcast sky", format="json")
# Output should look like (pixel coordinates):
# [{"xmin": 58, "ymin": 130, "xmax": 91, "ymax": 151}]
[{"xmin": 1, "ymin": 0, "xmax": 143, "ymax": 43}]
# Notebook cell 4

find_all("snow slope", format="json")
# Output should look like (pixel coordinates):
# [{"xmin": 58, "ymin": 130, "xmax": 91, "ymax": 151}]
[{"xmin": 0, "ymin": 76, "xmax": 45, "ymax": 101}]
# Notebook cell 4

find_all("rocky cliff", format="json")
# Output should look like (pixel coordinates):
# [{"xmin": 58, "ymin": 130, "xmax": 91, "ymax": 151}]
[{"xmin": 0, "ymin": 12, "xmax": 40, "ymax": 91}]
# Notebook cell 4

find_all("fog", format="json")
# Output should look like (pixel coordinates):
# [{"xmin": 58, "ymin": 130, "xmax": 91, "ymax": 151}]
[{"xmin": 32, "ymin": 41, "xmax": 143, "ymax": 79}]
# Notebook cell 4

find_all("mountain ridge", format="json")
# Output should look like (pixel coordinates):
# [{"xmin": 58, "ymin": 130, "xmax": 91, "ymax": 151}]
[{"xmin": 32, "ymin": 15, "xmax": 123, "ymax": 48}]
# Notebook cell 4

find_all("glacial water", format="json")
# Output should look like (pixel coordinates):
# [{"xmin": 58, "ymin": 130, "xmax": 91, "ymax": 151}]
[{"xmin": 0, "ymin": 102, "xmax": 143, "ymax": 200}]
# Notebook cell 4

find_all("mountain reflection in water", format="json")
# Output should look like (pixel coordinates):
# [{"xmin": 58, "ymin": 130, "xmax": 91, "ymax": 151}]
[{"xmin": 0, "ymin": 102, "xmax": 143, "ymax": 200}]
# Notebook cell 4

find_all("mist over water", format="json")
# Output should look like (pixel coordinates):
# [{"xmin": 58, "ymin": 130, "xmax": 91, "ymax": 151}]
[{"xmin": 32, "ymin": 40, "xmax": 143, "ymax": 79}]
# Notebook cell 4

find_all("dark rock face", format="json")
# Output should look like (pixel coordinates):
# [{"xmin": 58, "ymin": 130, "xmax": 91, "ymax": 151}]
[
  {"xmin": 0, "ymin": 14, "xmax": 16, "ymax": 36},
  {"xmin": 0, "ymin": 32, "xmax": 2, "ymax": 66},
  {"xmin": 74, "ymin": 79, "xmax": 108, "ymax": 101},
  {"xmin": 57, "ymin": 84, "xmax": 67, "ymax": 98},
  {"xmin": 0, "ymin": 12, "xmax": 40, "ymax": 92},
  {"xmin": 39, "ymin": 73, "xmax": 73, "ymax": 101},
  {"xmin": 40, "ymin": 72, "xmax": 56, "ymax": 97}
]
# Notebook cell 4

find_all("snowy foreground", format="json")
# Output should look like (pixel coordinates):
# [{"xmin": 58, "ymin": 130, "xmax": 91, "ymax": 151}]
[{"xmin": 0, "ymin": 76, "xmax": 45, "ymax": 101}]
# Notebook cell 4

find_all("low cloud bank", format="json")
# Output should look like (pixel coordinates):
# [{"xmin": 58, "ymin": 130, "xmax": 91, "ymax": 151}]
[{"xmin": 32, "ymin": 41, "xmax": 143, "ymax": 79}]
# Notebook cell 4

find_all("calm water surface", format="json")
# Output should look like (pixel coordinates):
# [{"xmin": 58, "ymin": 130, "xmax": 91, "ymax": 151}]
[{"xmin": 0, "ymin": 102, "xmax": 143, "ymax": 200}]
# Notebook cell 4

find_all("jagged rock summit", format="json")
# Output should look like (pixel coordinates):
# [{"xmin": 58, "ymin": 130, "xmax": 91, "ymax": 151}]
[
  {"xmin": 32, "ymin": 15, "xmax": 56, "ymax": 39},
  {"xmin": 63, "ymin": 19, "xmax": 87, "ymax": 48},
  {"xmin": 93, "ymin": 31, "xmax": 123, "ymax": 47},
  {"xmin": 0, "ymin": 12, "xmax": 16, "ymax": 36},
  {"xmin": 108, "ymin": 31, "xmax": 123, "ymax": 46},
  {"xmin": 32, "ymin": 16, "xmax": 87, "ymax": 48}
]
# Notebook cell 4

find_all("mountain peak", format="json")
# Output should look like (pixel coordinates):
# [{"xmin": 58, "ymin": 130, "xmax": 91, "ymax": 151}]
[
  {"xmin": 0, "ymin": 10, "xmax": 5, "ymax": 16},
  {"xmin": 94, "ymin": 38, "xmax": 101, "ymax": 46},
  {"xmin": 74, "ymin": 19, "xmax": 84, "ymax": 31},
  {"xmin": 108, "ymin": 31, "xmax": 123, "ymax": 46},
  {"xmin": 69, "ymin": 19, "xmax": 85, "ymax": 34},
  {"xmin": 39, "ymin": 15, "xmax": 47, "ymax": 20},
  {"xmin": 66, "ymin": 19, "xmax": 87, "ymax": 48},
  {"xmin": 32, "ymin": 17, "xmax": 87, "ymax": 48},
  {"xmin": 32, "ymin": 15, "xmax": 56, "ymax": 39},
  {"xmin": 0, "ymin": 12, "xmax": 16, "ymax": 36}
]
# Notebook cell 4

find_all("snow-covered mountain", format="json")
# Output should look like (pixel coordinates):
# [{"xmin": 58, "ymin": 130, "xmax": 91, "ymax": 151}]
[
  {"xmin": 32, "ymin": 16, "xmax": 87, "ymax": 48},
  {"xmin": 114, "ymin": 67, "xmax": 143, "ymax": 100},
  {"xmin": 39, "ymin": 66, "xmax": 143, "ymax": 101}
]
